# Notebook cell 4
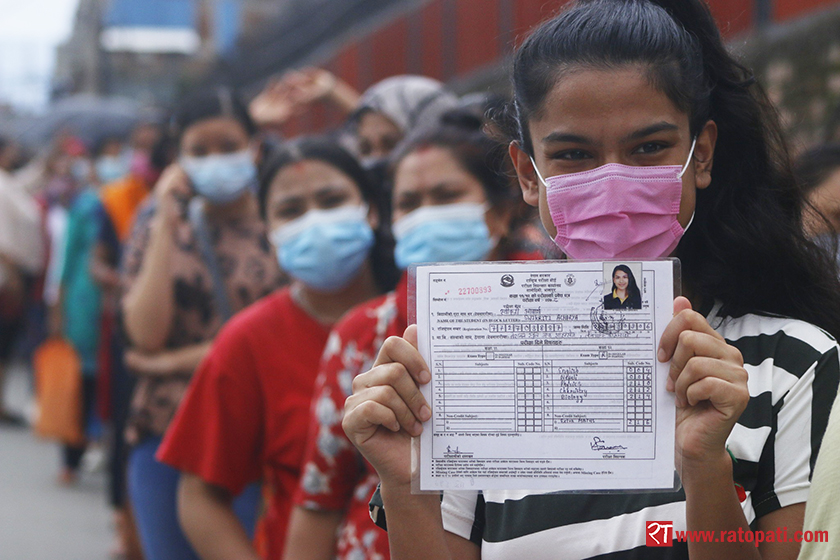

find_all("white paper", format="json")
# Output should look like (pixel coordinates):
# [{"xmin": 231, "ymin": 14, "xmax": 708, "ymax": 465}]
[{"xmin": 413, "ymin": 260, "xmax": 677, "ymax": 492}]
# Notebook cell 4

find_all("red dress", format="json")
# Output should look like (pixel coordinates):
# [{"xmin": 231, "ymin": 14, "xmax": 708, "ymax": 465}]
[{"xmin": 157, "ymin": 288, "xmax": 330, "ymax": 560}]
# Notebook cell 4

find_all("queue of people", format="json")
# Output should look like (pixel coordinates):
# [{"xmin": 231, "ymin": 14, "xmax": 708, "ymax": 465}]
[{"xmin": 4, "ymin": 0, "xmax": 840, "ymax": 559}]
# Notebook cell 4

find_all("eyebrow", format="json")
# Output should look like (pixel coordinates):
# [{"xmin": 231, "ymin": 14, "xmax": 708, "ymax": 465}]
[
  {"xmin": 541, "ymin": 132, "xmax": 596, "ymax": 145},
  {"xmin": 541, "ymin": 122, "xmax": 680, "ymax": 146},
  {"xmin": 622, "ymin": 122, "xmax": 680, "ymax": 142}
]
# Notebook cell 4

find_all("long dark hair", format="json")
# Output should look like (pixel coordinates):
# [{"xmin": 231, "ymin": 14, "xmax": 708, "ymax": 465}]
[
  {"xmin": 258, "ymin": 136, "xmax": 399, "ymax": 293},
  {"xmin": 611, "ymin": 265, "xmax": 641, "ymax": 299},
  {"xmin": 502, "ymin": 0, "xmax": 840, "ymax": 338}
]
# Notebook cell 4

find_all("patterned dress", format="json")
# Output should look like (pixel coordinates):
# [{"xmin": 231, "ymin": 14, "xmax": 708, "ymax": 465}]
[{"xmin": 121, "ymin": 198, "xmax": 283, "ymax": 444}]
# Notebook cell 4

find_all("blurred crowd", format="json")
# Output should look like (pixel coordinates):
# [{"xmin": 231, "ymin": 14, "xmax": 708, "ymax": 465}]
[
  {"xmin": 2, "ymin": 25, "xmax": 840, "ymax": 560},
  {"xmin": 0, "ymin": 68, "xmax": 559, "ymax": 560}
]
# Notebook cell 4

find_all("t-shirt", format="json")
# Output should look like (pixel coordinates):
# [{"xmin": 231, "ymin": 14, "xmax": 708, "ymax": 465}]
[
  {"xmin": 371, "ymin": 305, "xmax": 840, "ymax": 559},
  {"xmin": 294, "ymin": 277, "xmax": 408, "ymax": 560},
  {"xmin": 121, "ymin": 197, "xmax": 283, "ymax": 443},
  {"xmin": 157, "ymin": 289, "xmax": 331, "ymax": 560}
]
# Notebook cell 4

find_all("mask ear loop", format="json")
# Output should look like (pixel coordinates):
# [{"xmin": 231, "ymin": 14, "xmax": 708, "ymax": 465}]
[
  {"xmin": 678, "ymin": 138, "xmax": 697, "ymax": 179},
  {"xmin": 529, "ymin": 156, "xmax": 548, "ymax": 187},
  {"xmin": 679, "ymin": 138, "xmax": 699, "ymax": 232}
]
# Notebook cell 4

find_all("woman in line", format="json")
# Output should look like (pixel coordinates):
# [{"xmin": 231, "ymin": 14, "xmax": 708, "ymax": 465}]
[
  {"xmin": 343, "ymin": 1, "xmax": 840, "ymax": 558},
  {"xmin": 156, "ymin": 137, "xmax": 396, "ymax": 560},
  {"xmin": 283, "ymin": 114, "xmax": 555, "ymax": 560},
  {"xmin": 120, "ymin": 89, "xmax": 282, "ymax": 560},
  {"xmin": 603, "ymin": 264, "xmax": 642, "ymax": 310}
]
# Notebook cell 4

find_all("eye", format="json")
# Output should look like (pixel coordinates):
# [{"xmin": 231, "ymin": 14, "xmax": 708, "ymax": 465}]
[
  {"xmin": 220, "ymin": 140, "xmax": 241, "ymax": 154},
  {"xmin": 274, "ymin": 205, "xmax": 303, "ymax": 220},
  {"xmin": 320, "ymin": 192, "xmax": 349, "ymax": 208},
  {"xmin": 553, "ymin": 150, "xmax": 592, "ymax": 161},
  {"xmin": 188, "ymin": 145, "xmax": 208, "ymax": 157},
  {"xmin": 358, "ymin": 140, "xmax": 372, "ymax": 157},
  {"xmin": 633, "ymin": 142, "xmax": 667, "ymax": 155},
  {"xmin": 395, "ymin": 195, "xmax": 419, "ymax": 214}
]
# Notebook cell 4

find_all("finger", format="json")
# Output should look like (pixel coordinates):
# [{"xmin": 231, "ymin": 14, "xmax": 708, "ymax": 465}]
[
  {"xmin": 352, "ymin": 362, "xmax": 431, "ymax": 423},
  {"xmin": 668, "ymin": 331, "xmax": 743, "ymax": 392},
  {"xmin": 373, "ymin": 333, "xmax": 430, "ymax": 384},
  {"xmin": 348, "ymin": 385, "xmax": 423, "ymax": 436},
  {"xmin": 404, "ymin": 324, "xmax": 419, "ymax": 349},
  {"xmin": 659, "ymin": 305, "xmax": 725, "ymax": 363},
  {"xmin": 673, "ymin": 296, "xmax": 692, "ymax": 316},
  {"xmin": 343, "ymin": 399, "xmax": 401, "ymax": 447},
  {"xmin": 673, "ymin": 356, "xmax": 747, "ymax": 408},
  {"xmin": 684, "ymin": 376, "xmax": 749, "ymax": 418}
]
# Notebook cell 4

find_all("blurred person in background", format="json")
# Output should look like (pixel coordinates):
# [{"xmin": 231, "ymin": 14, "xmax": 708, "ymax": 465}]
[
  {"xmin": 94, "ymin": 136, "xmax": 132, "ymax": 186},
  {"xmin": 53, "ymin": 135, "xmax": 130, "ymax": 484},
  {"xmin": 120, "ymin": 89, "xmax": 283, "ymax": 560},
  {"xmin": 92, "ymin": 123, "xmax": 169, "ymax": 560},
  {"xmin": 250, "ymin": 71, "xmax": 459, "ymax": 228},
  {"xmin": 283, "ymin": 114, "xmax": 556, "ymax": 560},
  {"xmin": 0, "ymin": 136, "xmax": 45, "ymax": 424},
  {"xmin": 157, "ymin": 136, "xmax": 396, "ymax": 560}
]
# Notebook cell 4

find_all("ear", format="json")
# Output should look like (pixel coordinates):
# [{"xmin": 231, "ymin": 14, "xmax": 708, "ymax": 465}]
[
  {"xmin": 693, "ymin": 120, "xmax": 717, "ymax": 190},
  {"xmin": 509, "ymin": 142, "xmax": 541, "ymax": 207},
  {"xmin": 366, "ymin": 203, "xmax": 380, "ymax": 231},
  {"xmin": 250, "ymin": 137, "xmax": 265, "ymax": 166}
]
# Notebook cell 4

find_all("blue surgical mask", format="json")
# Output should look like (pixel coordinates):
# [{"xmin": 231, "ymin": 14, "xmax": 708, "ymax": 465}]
[
  {"xmin": 181, "ymin": 149, "xmax": 257, "ymax": 203},
  {"xmin": 96, "ymin": 154, "xmax": 130, "ymax": 184},
  {"xmin": 393, "ymin": 202, "xmax": 494, "ymax": 269},
  {"xmin": 270, "ymin": 205, "xmax": 375, "ymax": 292}
]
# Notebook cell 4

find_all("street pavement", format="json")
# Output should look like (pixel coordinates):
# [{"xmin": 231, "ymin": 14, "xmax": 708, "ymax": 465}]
[{"xmin": 0, "ymin": 361, "xmax": 112, "ymax": 560}]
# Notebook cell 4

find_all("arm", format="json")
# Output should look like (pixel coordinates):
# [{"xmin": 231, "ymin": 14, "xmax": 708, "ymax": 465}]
[
  {"xmin": 342, "ymin": 326, "xmax": 480, "ymax": 560},
  {"xmin": 122, "ymin": 165, "xmax": 190, "ymax": 351},
  {"xmin": 178, "ymin": 474, "xmax": 260, "ymax": 560},
  {"xmin": 282, "ymin": 507, "xmax": 343, "ymax": 560},
  {"xmin": 124, "ymin": 342, "xmax": 212, "ymax": 377}
]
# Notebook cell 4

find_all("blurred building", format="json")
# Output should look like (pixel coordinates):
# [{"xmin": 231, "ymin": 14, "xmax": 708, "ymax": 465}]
[
  {"xmin": 200, "ymin": 0, "xmax": 840, "ymax": 143},
  {"xmin": 52, "ymin": 0, "xmax": 283, "ymax": 105}
]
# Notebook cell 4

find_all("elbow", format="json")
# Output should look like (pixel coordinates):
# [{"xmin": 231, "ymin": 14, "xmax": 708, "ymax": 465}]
[{"xmin": 122, "ymin": 296, "xmax": 167, "ymax": 353}]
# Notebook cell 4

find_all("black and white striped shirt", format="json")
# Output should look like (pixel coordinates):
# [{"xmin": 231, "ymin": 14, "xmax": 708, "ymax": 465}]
[{"xmin": 371, "ymin": 305, "xmax": 840, "ymax": 559}]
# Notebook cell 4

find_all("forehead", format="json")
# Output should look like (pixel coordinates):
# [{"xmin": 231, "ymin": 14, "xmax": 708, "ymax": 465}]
[
  {"xmin": 180, "ymin": 116, "xmax": 249, "ymax": 145},
  {"xmin": 393, "ymin": 146, "xmax": 471, "ymax": 192},
  {"xmin": 529, "ymin": 67, "xmax": 688, "ymax": 142},
  {"xmin": 269, "ymin": 159, "xmax": 358, "ymax": 199}
]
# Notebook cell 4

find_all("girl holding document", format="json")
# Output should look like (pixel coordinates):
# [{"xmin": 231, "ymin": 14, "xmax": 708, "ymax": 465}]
[{"xmin": 342, "ymin": 0, "xmax": 840, "ymax": 558}]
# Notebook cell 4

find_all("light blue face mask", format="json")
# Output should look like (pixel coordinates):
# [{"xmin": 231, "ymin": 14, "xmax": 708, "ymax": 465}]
[
  {"xmin": 96, "ymin": 154, "xmax": 131, "ymax": 184},
  {"xmin": 392, "ymin": 202, "xmax": 494, "ymax": 269},
  {"xmin": 270, "ymin": 205, "xmax": 375, "ymax": 293},
  {"xmin": 181, "ymin": 149, "xmax": 257, "ymax": 203}
]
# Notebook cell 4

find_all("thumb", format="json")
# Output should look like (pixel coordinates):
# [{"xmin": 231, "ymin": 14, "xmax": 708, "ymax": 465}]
[
  {"xmin": 673, "ymin": 296, "xmax": 692, "ymax": 316},
  {"xmin": 403, "ymin": 324, "xmax": 419, "ymax": 350}
]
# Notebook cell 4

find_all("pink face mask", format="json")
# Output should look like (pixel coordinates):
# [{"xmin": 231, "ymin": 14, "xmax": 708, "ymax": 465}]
[{"xmin": 531, "ymin": 139, "xmax": 696, "ymax": 260}]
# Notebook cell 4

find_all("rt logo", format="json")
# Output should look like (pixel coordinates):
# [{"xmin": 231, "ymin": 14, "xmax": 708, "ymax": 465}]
[{"xmin": 500, "ymin": 274, "xmax": 515, "ymax": 287}]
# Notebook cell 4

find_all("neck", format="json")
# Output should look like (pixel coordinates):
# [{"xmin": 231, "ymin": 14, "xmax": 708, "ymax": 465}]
[
  {"xmin": 205, "ymin": 192, "xmax": 255, "ymax": 221},
  {"xmin": 292, "ymin": 261, "xmax": 379, "ymax": 326}
]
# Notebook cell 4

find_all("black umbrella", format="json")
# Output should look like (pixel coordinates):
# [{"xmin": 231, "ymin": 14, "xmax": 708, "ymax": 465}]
[{"xmin": 11, "ymin": 94, "xmax": 162, "ymax": 151}]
